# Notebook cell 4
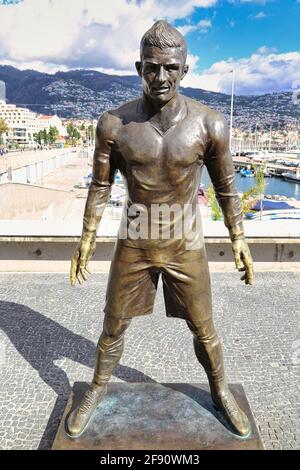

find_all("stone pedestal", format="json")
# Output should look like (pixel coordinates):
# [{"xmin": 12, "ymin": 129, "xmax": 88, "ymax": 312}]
[{"xmin": 52, "ymin": 382, "xmax": 264, "ymax": 450}]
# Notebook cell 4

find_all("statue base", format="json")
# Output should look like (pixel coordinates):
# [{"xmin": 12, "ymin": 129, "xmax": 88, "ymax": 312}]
[{"xmin": 52, "ymin": 382, "xmax": 264, "ymax": 450}]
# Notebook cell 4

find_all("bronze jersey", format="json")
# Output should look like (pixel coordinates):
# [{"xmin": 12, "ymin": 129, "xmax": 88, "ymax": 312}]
[{"xmin": 83, "ymin": 95, "xmax": 243, "ymax": 252}]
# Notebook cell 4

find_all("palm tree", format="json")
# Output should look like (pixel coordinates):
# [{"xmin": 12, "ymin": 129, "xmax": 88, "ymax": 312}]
[
  {"xmin": 206, "ymin": 185, "xmax": 222, "ymax": 221},
  {"xmin": 240, "ymin": 164, "xmax": 266, "ymax": 220},
  {"xmin": 240, "ymin": 186, "xmax": 259, "ymax": 215},
  {"xmin": 0, "ymin": 118, "xmax": 9, "ymax": 145},
  {"xmin": 254, "ymin": 164, "xmax": 266, "ymax": 221}
]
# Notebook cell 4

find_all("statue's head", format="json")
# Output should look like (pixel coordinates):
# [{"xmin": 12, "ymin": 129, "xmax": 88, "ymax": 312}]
[{"xmin": 136, "ymin": 20, "xmax": 189, "ymax": 105}]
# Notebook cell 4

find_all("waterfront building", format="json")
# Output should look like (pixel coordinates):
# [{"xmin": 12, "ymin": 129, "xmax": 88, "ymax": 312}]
[
  {"xmin": 0, "ymin": 100, "xmax": 68, "ymax": 146},
  {"xmin": 37, "ymin": 114, "xmax": 67, "ymax": 137},
  {"xmin": 0, "ymin": 99, "xmax": 38, "ymax": 146},
  {"xmin": 0, "ymin": 80, "xmax": 6, "ymax": 102}
]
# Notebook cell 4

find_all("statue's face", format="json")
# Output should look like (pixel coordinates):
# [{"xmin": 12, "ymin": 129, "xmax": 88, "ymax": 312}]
[{"xmin": 136, "ymin": 46, "xmax": 188, "ymax": 104}]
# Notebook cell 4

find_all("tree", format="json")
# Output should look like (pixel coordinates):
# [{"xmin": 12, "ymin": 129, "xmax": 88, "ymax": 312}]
[
  {"xmin": 206, "ymin": 185, "xmax": 222, "ymax": 221},
  {"xmin": 41, "ymin": 128, "xmax": 48, "ymax": 144},
  {"xmin": 240, "ymin": 164, "xmax": 266, "ymax": 220},
  {"xmin": 240, "ymin": 186, "xmax": 259, "ymax": 215},
  {"xmin": 67, "ymin": 123, "xmax": 81, "ymax": 143},
  {"xmin": 34, "ymin": 131, "xmax": 42, "ymax": 144},
  {"xmin": 48, "ymin": 126, "xmax": 59, "ymax": 144},
  {"xmin": 0, "ymin": 118, "xmax": 9, "ymax": 145},
  {"xmin": 73, "ymin": 128, "xmax": 81, "ymax": 140},
  {"xmin": 254, "ymin": 164, "xmax": 266, "ymax": 221},
  {"xmin": 67, "ymin": 123, "xmax": 74, "ymax": 139},
  {"xmin": 87, "ymin": 124, "xmax": 95, "ymax": 143},
  {"xmin": 33, "ymin": 128, "xmax": 50, "ymax": 145}
]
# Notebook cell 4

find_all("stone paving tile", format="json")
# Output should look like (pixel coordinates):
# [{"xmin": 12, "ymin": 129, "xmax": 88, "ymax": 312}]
[{"xmin": 0, "ymin": 272, "xmax": 299, "ymax": 450}]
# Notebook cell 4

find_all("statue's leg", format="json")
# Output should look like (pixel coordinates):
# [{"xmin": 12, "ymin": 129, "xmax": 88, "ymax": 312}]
[
  {"xmin": 186, "ymin": 316, "xmax": 251, "ymax": 437},
  {"xmin": 93, "ymin": 316, "xmax": 131, "ymax": 386},
  {"xmin": 186, "ymin": 316, "xmax": 225, "ymax": 398},
  {"xmin": 66, "ymin": 315, "xmax": 131, "ymax": 437}
]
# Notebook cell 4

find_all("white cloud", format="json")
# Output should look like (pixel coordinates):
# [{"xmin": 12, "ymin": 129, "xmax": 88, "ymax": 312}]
[
  {"xmin": 0, "ymin": 0, "xmax": 298, "ymax": 96},
  {"xmin": 177, "ymin": 17, "xmax": 213, "ymax": 37},
  {"xmin": 0, "ymin": 0, "xmax": 149, "ymax": 70},
  {"xmin": 228, "ymin": 0, "xmax": 269, "ymax": 4},
  {"xmin": 186, "ymin": 53, "xmax": 201, "ymax": 71},
  {"xmin": 182, "ymin": 50, "xmax": 300, "ymax": 95},
  {"xmin": 153, "ymin": 0, "xmax": 218, "ymax": 19},
  {"xmin": 0, "ymin": 59, "xmax": 70, "ymax": 74},
  {"xmin": 177, "ymin": 25, "xmax": 197, "ymax": 36},
  {"xmin": 0, "ymin": 58, "xmax": 134, "ymax": 76},
  {"xmin": 252, "ymin": 11, "xmax": 267, "ymax": 18},
  {"xmin": 197, "ymin": 19, "xmax": 212, "ymax": 32},
  {"xmin": 0, "ymin": 0, "xmax": 217, "ymax": 71},
  {"xmin": 257, "ymin": 46, "xmax": 277, "ymax": 54}
]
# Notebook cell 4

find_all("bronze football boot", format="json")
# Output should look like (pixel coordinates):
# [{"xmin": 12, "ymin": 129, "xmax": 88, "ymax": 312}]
[
  {"xmin": 211, "ymin": 387, "xmax": 251, "ymax": 437},
  {"xmin": 66, "ymin": 383, "xmax": 107, "ymax": 437}
]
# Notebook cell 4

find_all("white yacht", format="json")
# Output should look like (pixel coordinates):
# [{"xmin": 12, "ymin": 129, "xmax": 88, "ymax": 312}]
[{"xmin": 282, "ymin": 170, "xmax": 300, "ymax": 183}]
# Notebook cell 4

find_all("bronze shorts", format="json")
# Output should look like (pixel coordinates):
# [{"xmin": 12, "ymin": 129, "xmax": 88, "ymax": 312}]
[{"xmin": 104, "ymin": 241, "xmax": 212, "ymax": 322}]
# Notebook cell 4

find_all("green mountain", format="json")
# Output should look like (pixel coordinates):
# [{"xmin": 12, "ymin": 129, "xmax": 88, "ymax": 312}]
[{"xmin": 0, "ymin": 65, "xmax": 298, "ymax": 130}]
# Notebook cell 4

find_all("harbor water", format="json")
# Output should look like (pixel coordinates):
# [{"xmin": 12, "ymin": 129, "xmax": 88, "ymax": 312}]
[{"xmin": 201, "ymin": 168, "xmax": 300, "ymax": 201}]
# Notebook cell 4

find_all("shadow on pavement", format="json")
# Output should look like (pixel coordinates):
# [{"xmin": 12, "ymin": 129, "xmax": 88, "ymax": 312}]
[{"xmin": 0, "ymin": 300, "xmax": 156, "ymax": 449}]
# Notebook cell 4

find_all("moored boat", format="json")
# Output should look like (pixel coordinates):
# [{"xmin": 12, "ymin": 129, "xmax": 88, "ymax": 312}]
[
  {"xmin": 282, "ymin": 170, "xmax": 300, "ymax": 183},
  {"xmin": 246, "ymin": 209, "xmax": 300, "ymax": 220},
  {"xmin": 240, "ymin": 168, "xmax": 255, "ymax": 177}
]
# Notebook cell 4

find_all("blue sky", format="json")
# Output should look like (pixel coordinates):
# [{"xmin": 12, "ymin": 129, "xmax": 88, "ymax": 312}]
[
  {"xmin": 176, "ymin": 0, "xmax": 299, "ymax": 70},
  {"xmin": 0, "ymin": 0, "xmax": 299, "ymax": 95}
]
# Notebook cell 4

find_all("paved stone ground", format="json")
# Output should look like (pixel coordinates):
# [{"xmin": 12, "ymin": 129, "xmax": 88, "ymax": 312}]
[{"xmin": 0, "ymin": 272, "xmax": 299, "ymax": 450}]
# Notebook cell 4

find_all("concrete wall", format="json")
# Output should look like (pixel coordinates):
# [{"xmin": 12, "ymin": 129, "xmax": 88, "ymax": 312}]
[
  {"xmin": 0, "ymin": 237, "xmax": 299, "ymax": 272},
  {"xmin": 0, "ymin": 183, "xmax": 74, "ymax": 220},
  {"xmin": 0, "ymin": 149, "xmax": 77, "ymax": 183}
]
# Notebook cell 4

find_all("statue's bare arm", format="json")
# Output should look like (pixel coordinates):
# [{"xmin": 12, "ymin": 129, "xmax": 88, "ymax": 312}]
[
  {"xmin": 70, "ymin": 112, "xmax": 118, "ymax": 286},
  {"xmin": 204, "ymin": 112, "xmax": 254, "ymax": 285}
]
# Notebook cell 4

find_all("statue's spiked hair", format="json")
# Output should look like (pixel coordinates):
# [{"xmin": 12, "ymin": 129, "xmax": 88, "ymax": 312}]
[{"xmin": 140, "ymin": 20, "xmax": 187, "ymax": 61}]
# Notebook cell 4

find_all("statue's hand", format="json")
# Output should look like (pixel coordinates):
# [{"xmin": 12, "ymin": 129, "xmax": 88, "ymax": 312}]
[
  {"xmin": 232, "ymin": 239, "xmax": 254, "ymax": 285},
  {"xmin": 70, "ymin": 238, "xmax": 96, "ymax": 286}
]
